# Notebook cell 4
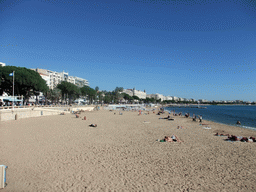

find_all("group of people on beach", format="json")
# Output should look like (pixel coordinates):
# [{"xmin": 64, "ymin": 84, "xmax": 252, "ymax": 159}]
[
  {"xmin": 173, "ymin": 111, "xmax": 203, "ymax": 123},
  {"xmin": 192, "ymin": 114, "xmax": 203, "ymax": 122},
  {"xmin": 156, "ymin": 109, "xmax": 183, "ymax": 142},
  {"xmin": 214, "ymin": 133, "xmax": 256, "ymax": 142}
]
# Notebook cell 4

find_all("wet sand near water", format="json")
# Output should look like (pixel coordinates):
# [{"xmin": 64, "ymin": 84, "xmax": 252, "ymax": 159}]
[{"xmin": 1, "ymin": 109, "xmax": 256, "ymax": 191}]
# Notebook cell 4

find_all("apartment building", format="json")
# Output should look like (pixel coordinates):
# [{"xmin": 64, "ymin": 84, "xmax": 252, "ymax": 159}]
[
  {"xmin": 133, "ymin": 89, "xmax": 146, "ymax": 99},
  {"xmin": 32, "ymin": 68, "xmax": 89, "ymax": 89},
  {"xmin": 122, "ymin": 89, "xmax": 133, "ymax": 97},
  {"xmin": 165, "ymin": 96, "xmax": 173, "ymax": 101},
  {"xmin": 122, "ymin": 88, "xmax": 146, "ymax": 99},
  {"xmin": 172, "ymin": 96, "xmax": 179, "ymax": 101},
  {"xmin": 147, "ymin": 93, "xmax": 165, "ymax": 101},
  {"xmin": 73, "ymin": 76, "xmax": 89, "ymax": 87}
]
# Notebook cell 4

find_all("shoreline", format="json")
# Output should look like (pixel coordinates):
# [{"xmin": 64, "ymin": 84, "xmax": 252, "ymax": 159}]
[
  {"xmin": 160, "ymin": 109, "xmax": 256, "ymax": 137},
  {"xmin": 164, "ymin": 106, "xmax": 256, "ymax": 131}
]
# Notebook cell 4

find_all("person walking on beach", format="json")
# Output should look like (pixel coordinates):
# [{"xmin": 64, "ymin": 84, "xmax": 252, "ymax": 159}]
[
  {"xmin": 199, "ymin": 115, "xmax": 202, "ymax": 123},
  {"xmin": 193, "ymin": 114, "xmax": 196, "ymax": 121}
]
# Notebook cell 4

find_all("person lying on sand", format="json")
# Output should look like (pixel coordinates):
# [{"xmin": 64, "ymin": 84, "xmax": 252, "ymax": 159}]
[
  {"xmin": 214, "ymin": 133, "xmax": 230, "ymax": 137},
  {"xmin": 159, "ymin": 115, "xmax": 170, "ymax": 119},
  {"xmin": 163, "ymin": 135, "xmax": 183, "ymax": 142},
  {"xmin": 177, "ymin": 126, "xmax": 184, "ymax": 129},
  {"xmin": 89, "ymin": 124, "xmax": 97, "ymax": 127},
  {"xmin": 239, "ymin": 137, "xmax": 255, "ymax": 142},
  {"xmin": 226, "ymin": 135, "xmax": 241, "ymax": 141},
  {"xmin": 225, "ymin": 135, "xmax": 255, "ymax": 142}
]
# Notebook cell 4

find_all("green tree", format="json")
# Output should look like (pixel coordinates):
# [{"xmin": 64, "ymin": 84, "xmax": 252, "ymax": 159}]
[
  {"xmin": 144, "ymin": 97, "xmax": 156, "ymax": 104},
  {"xmin": 0, "ymin": 66, "xmax": 48, "ymax": 103},
  {"xmin": 80, "ymin": 86, "xmax": 96, "ymax": 104},
  {"xmin": 132, "ymin": 95, "xmax": 140, "ymax": 100},
  {"xmin": 103, "ymin": 91, "xmax": 114, "ymax": 104},
  {"xmin": 57, "ymin": 81, "xmax": 80, "ymax": 104},
  {"xmin": 114, "ymin": 87, "xmax": 123, "ymax": 93},
  {"xmin": 98, "ymin": 91, "xmax": 104, "ymax": 105},
  {"xmin": 122, "ymin": 93, "xmax": 133, "ymax": 103},
  {"xmin": 47, "ymin": 88, "xmax": 62, "ymax": 104},
  {"xmin": 114, "ymin": 87, "xmax": 123, "ymax": 103},
  {"xmin": 103, "ymin": 94, "xmax": 112, "ymax": 104}
]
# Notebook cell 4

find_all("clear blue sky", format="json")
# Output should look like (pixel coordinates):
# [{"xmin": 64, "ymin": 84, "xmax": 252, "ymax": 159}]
[{"xmin": 1, "ymin": 0, "xmax": 256, "ymax": 101}]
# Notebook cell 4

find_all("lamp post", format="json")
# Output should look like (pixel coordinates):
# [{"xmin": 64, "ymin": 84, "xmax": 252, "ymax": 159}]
[{"xmin": 12, "ymin": 71, "xmax": 15, "ymax": 110}]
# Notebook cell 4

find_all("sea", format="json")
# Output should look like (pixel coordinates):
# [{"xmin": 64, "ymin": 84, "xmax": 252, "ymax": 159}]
[{"xmin": 164, "ymin": 105, "xmax": 256, "ymax": 131}]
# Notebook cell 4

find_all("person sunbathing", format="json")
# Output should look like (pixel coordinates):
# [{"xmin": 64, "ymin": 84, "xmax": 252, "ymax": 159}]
[
  {"xmin": 164, "ymin": 135, "xmax": 182, "ymax": 142},
  {"xmin": 164, "ymin": 136, "xmax": 173, "ymax": 142},
  {"xmin": 214, "ymin": 133, "xmax": 230, "ymax": 137},
  {"xmin": 89, "ymin": 124, "xmax": 97, "ymax": 127},
  {"xmin": 227, "ymin": 135, "xmax": 242, "ymax": 141},
  {"xmin": 161, "ymin": 115, "xmax": 170, "ymax": 119},
  {"xmin": 240, "ymin": 137, "xmax": 248, "ymax": 142},
  {"xmin": 249, "ymin": 137, "xmax": 256, "ymax": 142}
]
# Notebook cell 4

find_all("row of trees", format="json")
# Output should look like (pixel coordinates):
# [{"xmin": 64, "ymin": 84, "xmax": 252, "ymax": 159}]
[
  {"xmin": 3, "ymin": 66, "xmax": 221, "ymax": 105},
  {"xmin": 0, "ymin": 66, "xmax": 149, "ymax": 105},
  {"xmin": 0, "ymin": 66, "xmax": 48, "ymax": 102}
]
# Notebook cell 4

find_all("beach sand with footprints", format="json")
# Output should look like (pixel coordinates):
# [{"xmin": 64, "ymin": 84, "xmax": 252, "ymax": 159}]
[{"xmin": 1, "ymin": 108, "xmax": 256, "ymax": 191}]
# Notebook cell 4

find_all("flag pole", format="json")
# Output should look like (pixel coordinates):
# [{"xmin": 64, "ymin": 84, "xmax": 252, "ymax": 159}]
[{"xmin": 12, "ymin": 71, "xmax": 15, "ymax": 110}]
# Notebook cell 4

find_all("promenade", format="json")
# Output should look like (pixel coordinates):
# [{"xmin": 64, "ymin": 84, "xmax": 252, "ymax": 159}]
[{"xmin": 0, "ymin": 105, "xmax": 95, "ymax": 121}]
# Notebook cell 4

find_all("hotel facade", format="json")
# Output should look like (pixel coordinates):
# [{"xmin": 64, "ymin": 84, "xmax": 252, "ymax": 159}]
[
  {"xmin": 122, "ymin": 88, "xmax": 147, "ymax": 99},
  {"xmin": 32, "ymin": 68, "xmax": 89, "ymax": 89}
]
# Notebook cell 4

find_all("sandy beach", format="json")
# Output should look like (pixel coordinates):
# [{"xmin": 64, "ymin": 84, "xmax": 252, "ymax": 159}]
[{"xmin": 1, "ymin": 108, "xmax": 256, "ymax": 191}]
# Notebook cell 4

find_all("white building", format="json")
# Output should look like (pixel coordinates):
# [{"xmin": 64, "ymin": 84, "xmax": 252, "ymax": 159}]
[
  {"xmin": 198, "ymin": 99, "xmax": 208, "ymax": 103},
  {"xmin": 146, "ymin": 94, "xmax": 156, "ymax": 99},
  {"xmin": 122, "ymin": 88, "xmax": 146, "ymax": 99},
  {"xmin": 32, "ymin": 68, "xmax": 89, "ymax": 89},
  {"xmin": 133, "ymin": 88, "xmax": 146, "ymax": 99},
  {"xmin": 122, "ymin": 89, "xmax": 133, "ymax": 97},
  {"xmin": 155, "ymin": 93, "xmax": 165, "ymax": 101},
  {"xmin": 165, "ymin": 96, "xmax": 173, "ymax": 101},
  {"xmin": 171, "ymin": 96, "xmax": 179, "ymax": 101},
  {"xmin": 147, "ymin": 93, "xmax": 165, "ymax": 101},
  {"xmin": 0, "ymin": 62, "xmax": 6, "ymax": 67},
  {"xmin": 179, "ymin": 97, "xmax": 184, "ymax": 101},
  {"xmin": 40, "ymin": 73, "xmax": 51, "ymax": 87},
  {"xmin": 73, "ymin": 76, "xmax": 89, "ymax": 87}
]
